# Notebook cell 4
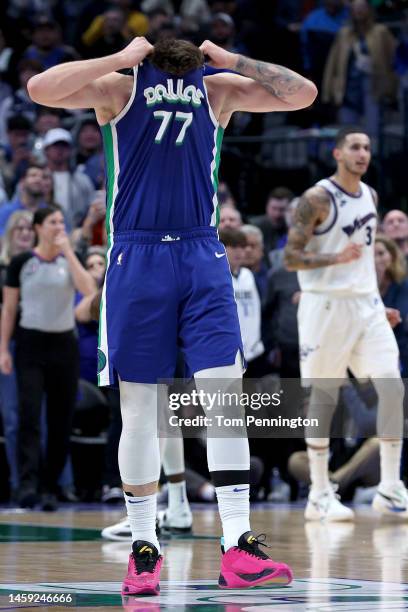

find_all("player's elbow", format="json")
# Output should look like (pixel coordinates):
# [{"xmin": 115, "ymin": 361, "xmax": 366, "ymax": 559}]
[
  {"xmin": 289, "ymin": 80, "xmax": 318, "ymax": 111},
  {"xmin": 303, "ymin": 80, "xmax": 319, "ymax": 108},
  {"xmin": 27, "ymin": 74, "xmax": 50, "ymax": 104}
]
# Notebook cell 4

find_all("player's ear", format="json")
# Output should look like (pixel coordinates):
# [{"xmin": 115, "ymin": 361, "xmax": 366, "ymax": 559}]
[{"xmin": 333, "ymin": 147, "xmax": 341, "ymax": 162}]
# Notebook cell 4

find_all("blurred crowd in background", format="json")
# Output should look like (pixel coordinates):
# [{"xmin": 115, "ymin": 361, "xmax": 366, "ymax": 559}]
[{"xmin": 0, "ymin": 0, "xmax": 408, "ymax": 511}]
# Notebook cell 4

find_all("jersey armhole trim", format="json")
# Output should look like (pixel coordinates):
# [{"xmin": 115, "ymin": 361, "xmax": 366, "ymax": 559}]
[
  {"xmin": 368, "ymin": 185, "xmax": 377, "ymax": 207},
  {"xmin": 110, "ymin": 65, "xmax": 139, "ymax": 127},
  {"xmin": 313, "ymin": 188, "xmax": 338, "ymax": 236},
  {"xmin": 202, "ymin": 79, "xmax": 218, "ymax": 128}
]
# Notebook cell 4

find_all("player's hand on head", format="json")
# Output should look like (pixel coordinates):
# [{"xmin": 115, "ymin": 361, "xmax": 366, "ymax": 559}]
[
  {"xmin": 385, "ymin": 307, "xmax": 402, "ymax": 328},
  {"xmin": 118, "ymin": 37, "xmax": 153, "ymax": 69},
  {"xmin": 199, "ymin": 40, "xmax": 237, "ymax": 70},
  {"xmin": 336, "ymin": 242, "xmax": 363, "ymax": 264}
]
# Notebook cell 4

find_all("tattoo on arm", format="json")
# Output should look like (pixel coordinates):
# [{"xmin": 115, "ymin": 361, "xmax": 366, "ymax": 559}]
[
  {"xmin": 284, "ymin": 188, "xmax": 338, "ymax": 270},
  {"xmin": 235, "ymin": 55, "xmax": 306, "ymax": 103}
]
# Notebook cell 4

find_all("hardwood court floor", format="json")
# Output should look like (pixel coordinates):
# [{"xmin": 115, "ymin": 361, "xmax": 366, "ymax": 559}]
[{"xmin": 0, "ymin": 503, "xmax": 407, "ymax": 610}]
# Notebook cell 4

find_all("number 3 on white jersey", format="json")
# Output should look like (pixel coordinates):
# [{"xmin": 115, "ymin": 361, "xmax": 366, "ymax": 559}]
[{"xmin": 153, "ymin": 111, "xmax": 193, "ymax": 146}]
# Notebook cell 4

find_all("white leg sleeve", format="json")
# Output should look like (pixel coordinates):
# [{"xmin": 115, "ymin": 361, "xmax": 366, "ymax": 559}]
[
  {"xmin": 162, "ymin": 435, "xmax": 185, "ymax": 476},
  {"xmin": 118, "ymin": 380, "xmax": 161, "ymax": 486},
  {"xmin": 194, "ymin": 351, "xmax": 250, "ymax": 473}
]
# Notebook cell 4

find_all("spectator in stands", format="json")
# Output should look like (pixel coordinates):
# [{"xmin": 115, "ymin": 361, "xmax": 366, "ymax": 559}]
[
  {"xmin": 322, "ymin": 0, "xmax": 398, "ymax": 139},
  {"xmin": 82, "ymin": 0, "xmax": 148, "ymax": 51},
  {"xmin": 241, "ymin": 224, "xmax": 269, "ymax": 301},
  {"xmin": 0, "ymin": 164, "xmax": 46, "ymax": 237},
  {"xmin": 0, "ymin": 59, "xmax": 43, "ymax": 146},
  {"xmin": 0, "ymin": 206, "xmax": 95, "ymax": 511},
  {"xmin": 219, "ymin": 228, "xmax": 266, "ymax": 376},
  {"xmin": 75, "ymin": 246, "xmax": 122, "ymax": 502},
  {"xmin": 0, "ymin": 29, "xmax": 13, "ymax": 105},
  {"xmin": 81, "ymin": 7, "xmax": 129, "ymax": 59},
  {"xmin": 41, "ymin": 167, "xmax": 60, "ymax": 208},
  {"xmin": 375, "ymin": 234, "xmax": 408, "ymax": 376},
  {"xmin": 0, "ymin": 116, "xmax": 34, "ymax": 198},
  {"xmin": 145, "ymin": 9, "xmax": 176, "ymax": 43},
  {"xmin": 300, "ymin": 0, "xmax": 349, "ymax": 90},
  {"xmin": 217, "ymin": 181, "xmax": 236, "ymax": 208},
  {"xmin": 32, "ymin": 107, "xmax": 62, "ymax": 161},
  {"xmin": 142, "ymin": 0, "xmax": 210, "ymax": 24},
  {"xmin": 263, "ymin": 258, "xmax": 301, "ymax": 378},
  {"xmin": 71, "ymin": 190, "xmax": 107, "ymax": 260},
  {"xmin": 0, "ymin": 211, "xmax": 34, "ymax": 501},
  {"xmin": 218, "ymin": 204, "xmax": 242, "ymax": 230},
  {"xmin": 43, "ymin": 128, "xmax": 95, "ymax": 229},
  {"xmin": 75, "ymin": 119, "xmax": 103, "ymax": 166},
  {"xmin": 23, "ymin": 15, "xmax": 79, "ymax": 70},
  {"xmin": 251, "ymin": 187, "xmax": 293, "ymax": 256},
  {"xmin": 394, "ymin": 10, "xmax": 408, "ymax": 90},
  {"xmin": 209, "ymin": 13, "xmax": 246, "ymax": 54},
  {"xmin": 382, "ymin": 209, "xmax": 408, "ymax": 258},
  {"xmin": 268, "ymin": 196, "xmax": 299, "ymax": 272}
]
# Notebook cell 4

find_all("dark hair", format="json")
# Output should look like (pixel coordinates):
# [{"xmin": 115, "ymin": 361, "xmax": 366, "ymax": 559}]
[
  {"xmin": 36, "ymin": 106, "xmax": 62, "ymax": 118},
  {"xmin": 21, "ymin": 163, "xmax": 44, "ymax": 179},
  {"xmin": 18, "ymin": 58, "xmax": 43, "ymax": 74},
  {"xmin": 150, "ymin": 39, "xmax": 204, "ymax": 76},
  {"xmin": 79, "ymin": 118, "xmax": 99, "ymax": 131},
  {"xmin": 219, "ymin": 228, "xmax": 247, "ymax": 248},
  {"xmin": 335, "ymin": 125, "xmax": 368, "ymax": 147},
  {"xmin": 33, "ymin": 205, "xmax": 62, "ymax": 227},
  {"xmin": 268, "ymin": 187, "xmax": 294, "ymax": 201},
  {"xmin": 7, "ymin": 115, "xmax": 32, "ymax": 132}
]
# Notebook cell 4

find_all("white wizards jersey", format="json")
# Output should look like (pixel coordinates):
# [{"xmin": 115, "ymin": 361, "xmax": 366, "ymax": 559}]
[
  {"xmin": 232, "ymin": 267, "xmax": 264, "ymax": 362},
  {"xmin": 298, "ymin": 178, "xmax": 377, "ymax": 295}
]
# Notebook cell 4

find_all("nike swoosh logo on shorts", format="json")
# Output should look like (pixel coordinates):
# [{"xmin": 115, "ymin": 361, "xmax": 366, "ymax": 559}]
[
  {"xmin": 128, "ymin": 499, "xmax": 147, "ymax": 504},
  {"xmin": 215, "ymin": 252, "xmax": 226, "ymax": 258},
  {"xmin": 233, "ymin": 487, "xmax": 249, "ymax": 493}
]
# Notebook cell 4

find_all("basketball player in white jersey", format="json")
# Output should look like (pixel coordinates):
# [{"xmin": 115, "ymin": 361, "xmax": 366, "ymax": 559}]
[{"xmin": 284, "ymin": 126, "xmax": 408, "ymax": 521}]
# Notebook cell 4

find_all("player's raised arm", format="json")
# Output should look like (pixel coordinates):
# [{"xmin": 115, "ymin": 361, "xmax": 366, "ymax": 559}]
[
  {"xmin": 283, "ymin": 186, "xmax": 362, "ymax": 271},
  {"xmin": 200, "ymin": 40, "xmax": 317, "ymax": 114},
  {"xmin": 27, "ymin": 37, "xmax": 153, "ymax": 111}
]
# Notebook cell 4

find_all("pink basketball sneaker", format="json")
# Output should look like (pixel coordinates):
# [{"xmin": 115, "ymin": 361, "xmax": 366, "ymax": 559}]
[
  {"xmin": 218, "ymin": 532, "xmax": 293, "ymax": 589},
  {"xmin": 122, "ymin": 541, "xmax": 163, "ymax": 596}
]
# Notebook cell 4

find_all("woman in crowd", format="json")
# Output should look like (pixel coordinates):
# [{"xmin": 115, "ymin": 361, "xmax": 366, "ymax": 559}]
[
  {"xmin": 322, "ymin": 0, "xmax": 397, "ymax": 139},
  {"xmin": 75, "ymin": 246, "xmax": 123, "ymax": 502},
  {"xmin": 375, "ymin": 234, "xmax": 408, "ymax": 376},
  {"xmin": 0, "ymin": 206, "xmax": 95, "ymax": 511},
  {"xmin": 0, "ymin": 210, "xmax": 34, "ymax": 501}
]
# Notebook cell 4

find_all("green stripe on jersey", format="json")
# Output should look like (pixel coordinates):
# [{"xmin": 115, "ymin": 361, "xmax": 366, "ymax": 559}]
[
  {"xmin": 212, "ymin": 126, "xmax": 224, "ymax": 227},
  {"xmin": 101, "ymin": 124, "xmax": 115, "ymax": 247}
]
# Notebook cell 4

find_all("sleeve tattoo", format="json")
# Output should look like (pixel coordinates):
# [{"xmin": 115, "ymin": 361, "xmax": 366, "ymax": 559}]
[
  {"xmin": 283, "ymin": 188, "xmax": 339, "ymax": 270},
  {"xmin": 235, "ymin": 55, "xmax": 306, "ymax": 103}
]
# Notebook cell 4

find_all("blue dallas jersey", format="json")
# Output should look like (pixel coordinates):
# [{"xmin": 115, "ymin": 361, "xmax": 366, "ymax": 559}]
[{"xmin": 101, "ymin": 61, "xmax": 224, "ymax": 232}]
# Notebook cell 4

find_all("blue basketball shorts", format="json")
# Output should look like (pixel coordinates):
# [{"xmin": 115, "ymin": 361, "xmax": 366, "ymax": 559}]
[{"xmin": 97, "ymin": 227, "xmax": 244, "ymax": 385}]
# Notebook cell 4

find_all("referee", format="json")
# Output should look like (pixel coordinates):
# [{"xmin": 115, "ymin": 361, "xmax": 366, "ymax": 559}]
[{"xmin": 0, "ymin": 206, "xmax": 95, "ymax": 510}]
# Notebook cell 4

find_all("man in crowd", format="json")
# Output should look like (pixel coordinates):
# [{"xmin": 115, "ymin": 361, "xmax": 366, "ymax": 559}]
[
  {"xmin": 251, "ymin": 187, "xmax": 293, "ymax": 255},
  {"xmin": 0, "ymin": 164, "xmax": 46, "ymax": 236},
  {"xmin": 43, "ymin": 127, "xmax": 95, "ymax": 229}
]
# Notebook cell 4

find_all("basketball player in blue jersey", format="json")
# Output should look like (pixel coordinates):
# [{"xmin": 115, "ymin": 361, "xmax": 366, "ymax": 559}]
[
  {"xmin": 284, "ymin": 126, "xmax": 408, "ymax": 523},
  {"xmin": 28, "ymin": 36, "xmax": 317, "ymax": 595}
]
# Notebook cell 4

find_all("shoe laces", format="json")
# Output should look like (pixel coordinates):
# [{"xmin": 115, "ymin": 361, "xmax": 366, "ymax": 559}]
[
  {"xmin": 133, "ymin": 546, "xmax": 158, "ymax": 574},
  {"xmin": 239, "ymin": 533, "xmax": 271, "ymax": 560}
]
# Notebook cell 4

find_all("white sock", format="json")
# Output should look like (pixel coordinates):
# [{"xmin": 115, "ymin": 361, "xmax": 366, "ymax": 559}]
[
  {"xmin": 308, "ymin": 445, "xmax": 330, "ymax": 494},
  {"xmin": 215, "ymin": 484, "xmax": 250, "ymax": 551},
  {"xmin": 379, "ymin": 439, "xmax": 402, "ymax": 487},
  {"xmin": 124, "ymin": 492, "xmax": 160, "ymax": 552},
  {"xmin": 168, "ymin": 480, "xmax": 190, "ymax": 514}
]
